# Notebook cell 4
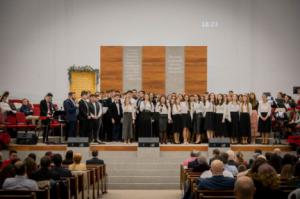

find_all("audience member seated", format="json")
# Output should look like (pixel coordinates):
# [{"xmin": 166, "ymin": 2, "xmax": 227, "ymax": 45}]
[
  {"xmin": 280, "ymin": 164, "xmax": 294, "ymax": 181},
  {"xmin": 248, "ymin": 149, "xmax": 262, "ymax": 168},
  {"xmin": 28, "ymin": 153, "xmax": 37, "ymax": 162},
  {"xmin": 269, "ymin": 153, "xmax": 283, "ymax": 174},
  {"xmin": 51, "ymin": 153, "xmax": 72, "ymax": 180},
  {"xmin": 188, "ymin": 156, "xmax": 210, "ymax": 172},
  {"xmin": 62, "ymin": 150, "xmax": 74, "ymax": 166},
  {"xmin": 69, "ymin": 153, "xmax": 87, "ymax": 171},
  {"xmin": 23, "ymin": 156, "xmax": 37, "ymax": 178},
  {"xmin": 238, "ymin": 157, "xmax": 267, "ymax": 178},
  {"xmin": 220, "ymin": 152, "xmax": 238, "ymax": 176},
  {"xmin": 20, "ymin": 98, "xmax": 40, "ymax": 125},
  {"xmin": 86, "ymin": 150, "xmax": 105, "ymax": 165},
  {"xmin": 31, "ymin": 156, "xmax": 52, "ymax": 181},
  {"xmin": 236, "ymin": 151, "xmax": 248, "ymax": 167},
  {"xmin": 182, "ymin": 150, "xmax": 200, "ymax": 167},
  {"xmin": 251, "ymin": 163, "xmax": 285, "ymax": 199},
  {"xmin": 0, "ymin": 91, "xmax": 16, "ymax": 116},
  {"xmin": 209, "ymin": 149, "xmax": 220, "ymax": 165},
  {"xmin": 2, "ymin": 161, "xmax": 38, "ymax": 191},
  {"xmin": 227, "ymin": 150, "xmax": 238, "ymax": 166},
  {"xmin": 282, "ymin": 153, "xmax": 297, "ymax": 167},
  {"xmin": 1, "ymin": 150, "xmax": 18, "ymax": 169},
  {"xmin": 234, "ymin": 176, "xmax": 255, "ymax": 199},
  {"xmin": 198, "ymin": 160, "xmax": 235, "ymax": 190}
]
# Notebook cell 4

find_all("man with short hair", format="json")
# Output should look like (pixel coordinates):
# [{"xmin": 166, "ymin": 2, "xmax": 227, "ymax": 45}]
[
  {"xmin": 86, "ymin": 150, "xmax": 104, "ymax": 165},
  {"xmin": 31, "ymin": 156, "xmax": 52, "ymax": 181},
  {"xmin": 78, "ymin": 91, "xmax": 91, "ymax": 138},
  {"xmin": 234, "ymin": 176, "xmax": 255, "ymax": 199},
  {"xmin": 1, "ymin": 150, "xmax": 18, "ymax": 169},
  {"xmin": 40, "ymin": 93, "xmax": 55, "ymax": 143},
  {"xmin": 2, "ymin": 161, "xmax": 38, "ymax": 191},
  {"xmin": 198, "ymin": 160, "xmax": 235, "ymax": 190},
  {"xmin": 51, "ymin": 154, "xmax": 72, "ymax": 180},
  {"xmin": 64, "ymin": 92, "xmax": 78, "ymax": 138},
  {"xmin": 89, "ymin": 94, "xmax": 103, "ymax": 143}
]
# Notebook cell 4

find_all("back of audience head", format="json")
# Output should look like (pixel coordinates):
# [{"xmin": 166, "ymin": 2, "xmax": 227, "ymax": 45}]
[
  {"xmin": 234, "ymin": 176, "xmax": 255, "ymax": 199},
  {"xmin": 220, "ymin": 152, "xmax": 229, "ymax": 164},
  {"xmin": 65, "ymin": 150, "xmax": 73, "ymax": 161},
  {"xmin": 211, "ymin": 160, "xmax": 224, "ymax": 176},
  {"xmin": 14, "ymin": 161, "xmax": 26, "ymax": 176},
  {"xmin": 28, "ymin": 153, "xmax": 36, "ymax": 162},
  {"xmin": 226, "ymin": 150, "xmax": 236, "ymax": 161},
  {"xmin": 40, "ymin": 156, "xmax": 51, "ymax": 169},
  {"xmin": 212, "ymin": 149, "xmax": 220, "ymax": 157},
  {"xmin": 52, "ymin": 153, "xmax": 63, "ymax": 167},
  {"xmin": 282, "ymin": 153, "xmax": 297, "ymax": 166},
  {"xmin": 191, "ymin": 150, "xmax": 200, "ymax": 158},
  {"xmin": 238, "ymin": 164, "xmax": 247, "ymax": 173},
  {"xmin": 249, "ymin": 157, "xmax": 267, "ymax": 174},
  {"xmin": 24, "ymin": 157, "xmax": 37, "ymax": 177},
  {"xmin": 273, "ymin": 148, "xmax": 282, "ymax": 156},
  {"xmin": 269, "ymin": 153, "xmax": 282, "ymax": 174},
  {"xmin": 92, "ymin": 150, "xmax": 98, "ymax": 158},
  {"xmin": 73, "ymin": 153, "xmax": 82, "ymax": 164},
  {"xmin": 265, "ymin": 152, "xmax": 272, "ymax": 161},
  {"xmin": 280, "ymin": 164, "xmax": 294, "ymax": 180},
  {"xmin": 257, "ymin": 163, "xmax": 280, "ymax": 189}
]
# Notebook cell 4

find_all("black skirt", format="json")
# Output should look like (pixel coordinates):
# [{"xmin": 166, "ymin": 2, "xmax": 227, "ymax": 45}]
[
  {"xmin": 159, "ymin": 114, "xmax": 168, "ymax": 133},
  {"xmin": 215, "ymin": 113, "xmax": 227, "ymax": 137},
  {"xmin": 181, "ymin": 113, "xmax": 191, "ymax": 128},
  {"xmin": 193, "ymin": 112, "xmax": 203, "ymax": 134},
  {"xmin": 230, "ymin": 112, "xmax": 239, "ymax": 138},
  {"xmin": 239, "ymin": 112, "xmax": 251, "ymax": 137},
  {"xmin": 258, "ymin": 112, "xmax": 271, "ymax": 133},
  {"xmin": 172, "ymin": 114, "xmax": 182, "ymax": 133},
  {"xmin": 139, "ymin": 111, "xmax": 152, "ymax": 137},
  {"xmin": 204, "ymin": 112, "xmax": 215, "ymax": 131}
]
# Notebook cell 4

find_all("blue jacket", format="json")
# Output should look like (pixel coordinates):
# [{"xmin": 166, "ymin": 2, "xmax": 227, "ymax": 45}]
[
  {"xmin": 198, "ymin": 175, "xmax": 235, "ymax": 190},
  {"xmin": 63, "ymin": 99, "xmax": 77, "ymax": 122}
]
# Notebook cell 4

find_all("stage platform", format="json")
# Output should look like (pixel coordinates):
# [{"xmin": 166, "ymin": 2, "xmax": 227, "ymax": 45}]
[{"xmin": 8, "ymin": 142, "xmax": 293, "ymax": 152}]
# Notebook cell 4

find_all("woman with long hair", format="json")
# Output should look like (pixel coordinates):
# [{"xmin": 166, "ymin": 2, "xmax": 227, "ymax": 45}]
[
  {"xmin": 228, "ymin": 94, "xmax": 240, "ymax": 144},
  {"xmin": 204, "ymin": 93, "xmax": 216, "ymax": 140},
  {"xmin": 122, "ymin": 96, "xmax": 136, "ymax": 143},
  {"xmin": 155, "ymin": 95, "xmax": 171, "ymax": 144},
  {"xmin": 172, "ymin": 96, "xmax": 182, "ymax": 144},
  {"xmin": 240, "ymin": 94, "xmax": 252, "ymax": 144},
  {"xmin": 258, "ymin": 94, "xmax": 272, "ymax": 144},
  {"xmin": 192, "ymin": 94, "xmax": 204, "ymax": 144},
  {"xmin": 249, "ymin": 92, "xmax": 259, "ymax": 144},
  {"xmin": 181, "ymin": 94, "xmax": 192, "ymax": 144},
  {"xmin": 215, "ymin": 94, "xmax": 227, "ymax": 138},
  {"xmin": 139, "ymin": 93, "xmax": 154, "ymax": 137}
]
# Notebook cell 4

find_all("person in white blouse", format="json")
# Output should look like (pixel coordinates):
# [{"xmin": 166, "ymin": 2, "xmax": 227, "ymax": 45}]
[
  {"xmin": 138, "ymin": 93, "xmax": 154, "ymax": 137},
  {"xmin": 181, "ymin": 95, "xmax": 192, "ymax": 144},
  {"xmin": 258, "ymin": 94, "xmax": 272, "ymax": 144},
  {"xmin": 204, "ymin": 93, "xmax": 216, "ymax": 140},
  {"xmin": 239, "ymin": 94, "xmax": 252, "ymax": 144},
  {"xmin": 172, "ymin": 97, "xmax": 182, "ymax": 144},
  {"xmin": 122, "ymin": 96, "xmax": 136, "ymax": 143},
  {"xmin": 0, "ymin": 91, "xmax": 16, "ymax": 116},
  {"xmin": 155, "ymin": 95, "xmax": 171, "ymax": 144},
  {"xmin": 227, "ymin": 94, "xmax": 240, "ymax": 144},
  {"xmin": 192, "ymin": 94, "xmax": 205, "ymax": 144},
  {"xmin": 215, "ymin": 94, "xmax": 227, "ymax": 138}
]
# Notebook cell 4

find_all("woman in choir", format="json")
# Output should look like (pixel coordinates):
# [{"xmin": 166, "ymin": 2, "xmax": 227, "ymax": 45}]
[
  {"xmin": 168, "ymin": 96, "xmax": 176, "ymax": 143},
  {"xmin": 122, "ymin": 96, "xmax": 136, "ymax": 144},
  {"xmin": 228, "ymin": 94, "xmax": 240, "ymax": 144},
  {"xmin": 139, "ymin": 93, "xmax": 154, "ymax": 137},
  {"xmin": 240, "ymin": 94, "xmax": 252, "ymax": 144},
  {"xmin": 181, "ymin": 94, "xmax": 192, "ymax": 144},
  {"xmin": 172, "ymin": 96, "xmax": 182, "ymax": 144},
  {"xmin": 155, "ymin": 95, "xmax": 172, "ymax": 144},
  {"xmin": 249, "ymin": 92, "xmax": 259, "ymax": 144},
  {"xmin": 204, "ymin": 93, "xmax": 216, "ymax": 140},
  {"xmin": 192, "ymin": 94, "xmax": 205, "ymax": 144},
  {"xmin": 215, "ymin": 94, "xmax": 227, "ymax": 138},
  {"xmin": 200, "ymin": 95, "xmax": 207, "ymax": 142},
  {"xmin": 258, "ymin": 94, "xmax": 272, "ymax": 144}
]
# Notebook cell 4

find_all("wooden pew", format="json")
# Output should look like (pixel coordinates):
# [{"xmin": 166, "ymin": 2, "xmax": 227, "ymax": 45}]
[
  {"xmin": 196, "ymin": 190, "xmax": 235, "ymax": 199},
  {"xmin": 0, "ymin": 193, "xmax": 36, "ymax": 199},
  {"xmin": 55, "ymin": 178, "xmax": 71, "ymax": 199},
  {"xmin": 0, "ymin": 189, "xmax": 49, "ymax": 199},
  {"xmin": 87, "ymin": 164, "xmax": 107, "ymax": 194},
  {"xmin": 87, "ymin": 167, "xmax": 97, "ymax": 199},
  {"xmin": 62, "ymin": 175, "xmax": 80, "ymax": 199}
]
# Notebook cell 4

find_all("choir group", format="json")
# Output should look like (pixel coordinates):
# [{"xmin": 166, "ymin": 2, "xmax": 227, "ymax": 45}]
[{"xmin": 1, "ymin": 89, "xmax": 299, "ymax": 145}]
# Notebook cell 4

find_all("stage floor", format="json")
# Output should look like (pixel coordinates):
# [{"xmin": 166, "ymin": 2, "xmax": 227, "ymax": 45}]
[{"xmin": 8, "ymin": 142, "xmax": 293, "ymax": 152}]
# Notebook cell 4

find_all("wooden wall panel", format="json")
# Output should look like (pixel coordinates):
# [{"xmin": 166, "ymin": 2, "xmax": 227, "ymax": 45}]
[
  {"xmin": 100, "ymin": 46, "xmax": 123, "ymax": 91},
  {"xmin": 185, "ymin": 46, "xmax": 207, "ymax": 94},
  {"xmin": 142, "ymin": 46, "xmax": 165, "ymax": 94}
]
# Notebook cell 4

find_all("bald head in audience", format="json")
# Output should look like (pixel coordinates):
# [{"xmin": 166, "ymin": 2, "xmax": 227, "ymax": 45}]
[
  {"xmin": 211, "ymin": 160, "xmax": 224, "ymax": 176},
  {"xmin": 235, "ymin": 176, "xmax": 255, "ymax": 199}
]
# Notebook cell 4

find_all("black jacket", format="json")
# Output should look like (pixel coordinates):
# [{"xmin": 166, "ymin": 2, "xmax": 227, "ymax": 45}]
[
  {"xmin": 51, "ymin": 166, "xmax": 72, "ymax": 180},
  {"xmin": 78, "ymin": 99, "xmax": 90, "ymax": 120},
  {"xmin": 86, "ymin": 157, "xmax": 104, "ymax": 165},
  {"xmin": 109, "ymin": 101, "xmax": 123, "ymax": 122},
  {"xmin": 40, "ymin": 99, "xmax": 54, "ymax": 117}
]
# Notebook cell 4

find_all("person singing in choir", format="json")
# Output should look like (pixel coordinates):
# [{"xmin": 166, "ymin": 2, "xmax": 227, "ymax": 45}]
[
  {"xmin": 155, "ymin": 95, "xmax": 171, "ymax": 144},
  {"xmin": 110, "ymin": 94, "xmax": 123, "ymax": 141},
  {"xmin": 78, "ymin": 91, "xmax": 91, "ymax": 138},
  {"xmin": 258, "ymin": 94, "xmax": 272, "ymax": 144},
  {"xmin": 204, "ymin": 93, "xmax": 216, "ymax": 140},
  {"xmin": 63, "ymin": 92, "xmax": 78, "ymax": 138},
  {"xmin": 122, "ymin": 96, "xmax": 135, "ymax": 143},
  {"xmin": 240, "ymin": 94, "xmax": 252, "ymax": 144},
  {"xmin": 215, "ymin": 94, "xmax": 227, "ymax": 138},
  {"xmin": 89, "ymin": 94, "xmax": 103, "ymax": 143},
  {"xmin": 40, "ymin": 93, "xmax": 55, "ymax": 143},
  {"xmin": 172, "ymin": 96, "xmax": 182, "ymax": 144},
  {"xmin": 227, "ymin": 94, "xmax": 240, "ymax": 144},
  {"xmin": 192, "ymin": 94, "xmax": 205, "ymax": 144},
  {"xmin": 139, "ymin": 93, "xmax": 154, "ymax": 137}
]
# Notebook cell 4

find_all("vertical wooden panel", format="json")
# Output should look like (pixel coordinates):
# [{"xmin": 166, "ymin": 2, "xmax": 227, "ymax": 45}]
[
  {"xmin": 142, "ymin": 46, "xmax": 165, "ymax": 94},
  {"xmin": 185, "ymin": 46, "xmax": 207, "ymax": 94},
  {"xmin": 100, "ymin": 46, "xmax": 123, "ymax": 91}
]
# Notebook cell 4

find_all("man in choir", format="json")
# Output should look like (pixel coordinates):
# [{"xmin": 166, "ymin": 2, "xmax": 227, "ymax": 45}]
[
  {"xmin": 89, "ymin": 94, "xmax": 102, "ymax": 143},
  {"xmin": 101, "ymin": 90, "xmax": 114, "ymax": 141},
  {"xmin": 110, "ymin": 94, "xmax": 123, "ymax": 141},
  {"xmin": 63, "ymin": 92, "xmax": 78, "ymax": 139},
  {"xmin": 78, "ymin": 91, "xmax": 91, "ymax": 138},
  {"xmin": 40, "ymin": 93, "xmax": 55, "ymax": 143}
]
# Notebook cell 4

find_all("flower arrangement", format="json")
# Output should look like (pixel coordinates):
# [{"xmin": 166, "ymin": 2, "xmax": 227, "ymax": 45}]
[{"xmin": 67, "ymin": 65, "xmax": 99, "ymax": 85}]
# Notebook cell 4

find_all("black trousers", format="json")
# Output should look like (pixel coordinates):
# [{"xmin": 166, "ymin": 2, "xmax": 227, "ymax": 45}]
[
  {"xmin": 90, "ymin": 119, "xmax": 100, "ymax": 141},
  {"xmin": 42, "ymin": 118, "xmax": 51, "ymax": 142},
  {"xmin": 79, "ymin": 119, "xmax": 90, "ymax": 138},
  {"xmin": 66, "ymin": 121, "xmax": 77, "ymax": 138}
]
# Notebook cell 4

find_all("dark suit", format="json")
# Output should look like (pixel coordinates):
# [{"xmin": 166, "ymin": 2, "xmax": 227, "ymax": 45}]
[
  {"xmin": 89, "ymin": 102, "xmax": 102, "ymax": 141},
  {"xmin": 198, "ymin": 175, "xmax": 235, "ymax": 190},
  {"xmin": 86, "ymin": 157, "xmax": 104, "ymax": 165},
  {"xmin": 101, "ymin": 98, "xmax": 113, "ymax": 141},
  {"xmin": 40, "ymin": 99, "xmax": 54, "ymax": 142},
  {"xmin": 51, "ymin": 166, "xmax": 72, "ymax": 180},
  {"xmin": 63, "ymin": 98, "xmax": 78, "ymax": 138},
  {"xmin": 110, "ymin": 101, "xmax": 123, "ymax": 141},
  {"xmin": 78, "ymin": 99, "xmax": 91, "ymax": 137},
  {"xmin": 30, "ymin": 168, "xmax": 52, "ymax": 181},
  {"xmin": 188, "ymin": 159, "xmax": 210, "ymax": 173}
]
